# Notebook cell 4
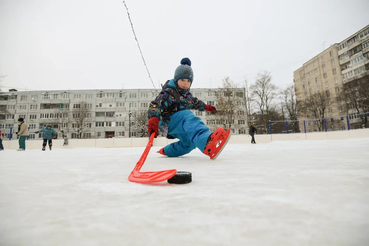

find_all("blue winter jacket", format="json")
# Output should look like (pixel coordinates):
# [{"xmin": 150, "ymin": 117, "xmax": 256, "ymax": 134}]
[
  {"xmin": 148, "ymin": 79, "xmax": 206, "ymax": 136},
  {"xmin": 38, "ymin": 127, "xmax": 57, "ymax": 140}
]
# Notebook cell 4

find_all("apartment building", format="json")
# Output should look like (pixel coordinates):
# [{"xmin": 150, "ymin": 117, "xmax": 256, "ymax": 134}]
[
  {"xmin": 0, "ymin": 88, "xmax": 248, "ymax": 139},
  {"xmin": 293, "ymin": 25, "xmax": 369, "ymax": 131}
]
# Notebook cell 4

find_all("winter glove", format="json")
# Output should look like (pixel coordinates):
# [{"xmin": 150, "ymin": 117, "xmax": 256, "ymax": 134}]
[
  {"xmin": 205, "ymin": 104, "xmax": 217, "ymax": 114},
  {"xmin": 147, "ymin": 117, "xmax": 159, "ymax": 138}
]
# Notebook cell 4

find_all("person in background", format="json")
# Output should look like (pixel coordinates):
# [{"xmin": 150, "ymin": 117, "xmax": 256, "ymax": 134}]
[
  {"xmin": 0, "ymin": 129, "xmax": 4, "ymax": 151},
  {"xmin": 35, "ymin": 125, "xmax": 57, "ymax": 151},
  {"xmin": 16, "ymin": 118, "xmax": 29, "ymax": 151},
  {"xmin": 249, "ymin": 123, "xmax": 257, "ymax": 144},
  {"xmin": 61, "ymin": 129, "xmax": 68, "ymax": 146}
]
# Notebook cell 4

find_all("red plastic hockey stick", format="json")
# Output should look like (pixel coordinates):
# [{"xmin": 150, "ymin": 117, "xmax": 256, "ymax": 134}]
[{"xmin": 128, "ymin": 133, "xmax": 177, "ymax": 183}]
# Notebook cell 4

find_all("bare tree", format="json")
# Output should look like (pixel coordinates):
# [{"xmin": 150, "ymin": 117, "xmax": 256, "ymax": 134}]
[
  {"xmin": 134, "ymin": 110, "xmax": 149, "ymax": 138},
  {"xmin": 282, "ymin": 84, "xmax": 300, "ymax": 132},
  {"xmin": 214, "ymin": 77, "xmax": 246, "ymax": 131},
  {"xmin": 250, "ymin": 71, "xmax": 278, "ymax": 133},
  {"xmin": 340, "ymin": 75, "xmax": 369, "ymax": 127},
  {"xmin": 71, "ymin": 102, "xmax": 92, "ymax": 139},
  {"xmin": 244, "ymin": 78, "xmax": 253, "ymax": 116},
  {"xmin": 298, "ymin": 91, "xmax": 330, "ymax": 131}
]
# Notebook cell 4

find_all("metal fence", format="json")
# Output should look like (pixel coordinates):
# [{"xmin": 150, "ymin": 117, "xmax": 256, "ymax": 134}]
[{"xmin": 269, "ymin": 112, "xmax": 369, "ymax": 134}]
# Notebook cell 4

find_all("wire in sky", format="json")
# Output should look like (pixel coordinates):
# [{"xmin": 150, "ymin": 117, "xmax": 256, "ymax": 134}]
[{"xmin": 122, "ymin": 1, "xmax": 156, "ymax": 89}]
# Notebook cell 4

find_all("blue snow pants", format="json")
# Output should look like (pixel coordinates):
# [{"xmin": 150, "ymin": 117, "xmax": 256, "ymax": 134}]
[{"xmin": 164, "ymin": 110, "xmax": 212, "ymax": 157}]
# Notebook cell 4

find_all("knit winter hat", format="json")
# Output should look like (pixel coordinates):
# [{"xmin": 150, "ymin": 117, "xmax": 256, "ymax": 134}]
[
  {"xmin": 174, "ymin": 58, "xmax": 193, "ymax": 83},
  {"xmin": 18, "ymin": 118, "xmax": 24, "ymax": 122}
]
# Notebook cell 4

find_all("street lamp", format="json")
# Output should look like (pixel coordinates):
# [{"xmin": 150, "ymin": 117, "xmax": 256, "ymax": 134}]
[{"xmin": 128, "ymin": 111, "xmax": 132, "ymax": 138}]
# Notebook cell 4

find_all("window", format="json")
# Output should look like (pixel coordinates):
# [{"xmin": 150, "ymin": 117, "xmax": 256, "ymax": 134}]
[
  {"xmin": 96, "ymin": 112, "xmax": 105, "ymax": 117},
  {"xmin": 116, "ymin": 122, "xmax": 125, "ymax": 127},
  {"xmin": 19, "ymin": 114, "xmax": 26, "ymax": 119},
  {"xmin": 29, "ymin": 134, "xmax": 35, "ymax": 139},
  {"xmin": 21, "ymin": 95, "xmax": 28, "ymax": 101},
  {"xmin": 29, "ymin": 114, "xmax": 37, "ymax": 119},
  {"xmin": 238, "ymin": 120, "xmax": 245, "ymax": 125},
  {"xmin": 207, "ymin": 101, "xmax": 215, "ymax": 106},
  {"xmin": 195, "ymin": 93, "xmax": 202, "ymax": 97},
  {"xmin": 335, "ymin": 87, "xmax": 340, "ymax": 93},
  {"xmin": 30, "ymin": 105, "xmax": 38, "ymax": 110},
  {"xmin": 106, "ymin": 122, "xmax": 112, "ymax": 127},
  {"xmin": 316, "ymin": 86, "xmax": 320, "ymax": 91},
  {"xmin": 315, "ymin": 78, "xmax": 318, "ymax": 83},
  {"xmin": 207, "ymin": 91, "xmax": 213, "ymax": 97},
  {"xmin": 29, "ymin": 124, "xmax": 36, "ymax": 129},
  {"xmin": 116, "ymin": 102, "xmax": 125, "ymax": 107},
  {"xmin": 322, "ymin": 64, "xmax": 326, "ymax": 70},
  {"xmin": 325, "ymin": 82, "xmax": 329, "ymax": 87},
  {"xmin": 7, "ymin": 105, "xmax": 16, "ymax": 110},
  {"xmin": 314, "ymin": 69, "xmax": 317, "ymax": 75},
  {"xmin": 332, "ymin": 69, "xmax": 336, "ymax": 75},
  {"xmin": 106, "ymin": 112, "xmax": 115, "ymax": 117},
  {"xmin": 140, "ymin": 103, "xmax": 148, "ymax": 108},
  {"xmin": 19, "ymin": 105, "xmax": 27, "ymax": 110},
  {"xmin": 321, "ymin": 56, "xmax": 325, "ymax": 62},
  {"xmin": 303, "ymin": 85, "xmax": 306, "ymax": 89},
  {"xmin": 308, "ymin": 81, "xmax": 311, "ymax": 86},
  {"xmin": 96, "ymin": 122, "xmax": 104, "ymax": 127},
  {"xmin": 329, "ymin": 108, "xmax": 333, "ymax": 113},
  {"xmin": 334, "ymin": 78, "xmax": 338, "ymax": 84},
  {"xmin": 73, "ymin": 104, "xmax": 81, "ymax": 109},
  {"xmin": 129, "ymin": 102, "xmax": 136, "ymax": 108},
  {"xmin": 323, "ymin": 73, "xmax": 327, "ymax": 78},
  {"xmin": 329, "ymin": 51, "xmax": 333, "ymax": 57},
  {"xmin": 117, "ymin": 131, "xmax": 125, "ymax": 137},
  {"xmin": 313, "ymin": 61, "xmax": 317, "ymax": 66},
  {"xmin": 83, "ymin": 133, "xmax": 92, "ymax": 138},
  {"xmin": 129, "ymin": 93, "xmax": 136, "ymax": 98},
  {"xmin": 31, "ymin": 95, "xmax": 38, "ymax": 100},
  {"xmin": 195, "ymin": 111, "xmax": 202, "ymax": 116},
  {"xmin": 325, "ymin": 91, "xmax": 330, "ymax": 96},
  {"xmin": 236, "ymin": 92, "xmax": 244, "ymax": 97},
  {"xmin": 141, "ymin": 93, "xmax": 148, "ymax": 98},
  {"xmin": 85, "ymin": 94, "xmax": 93, "ymax": 99},
  {"xmin": 307, "ymin": 73, "xmax": 310, "ymax": 78}
]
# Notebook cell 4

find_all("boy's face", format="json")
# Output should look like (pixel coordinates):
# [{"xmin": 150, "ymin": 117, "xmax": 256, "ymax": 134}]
[{"xmin": 177, "ymin": 78, "xmax": 191, "ymax": 90}]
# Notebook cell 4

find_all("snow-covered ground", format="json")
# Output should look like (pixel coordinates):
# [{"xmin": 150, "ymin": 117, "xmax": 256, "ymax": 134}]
[{"xmin": 1, "ymin": 138, "xmax": 369, "ymax": 246}]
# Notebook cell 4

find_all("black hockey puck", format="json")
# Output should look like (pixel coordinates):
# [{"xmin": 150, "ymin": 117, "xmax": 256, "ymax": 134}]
[{"xmin": 167, "ymin": 171, "xmax": 192, "ymax": 184}]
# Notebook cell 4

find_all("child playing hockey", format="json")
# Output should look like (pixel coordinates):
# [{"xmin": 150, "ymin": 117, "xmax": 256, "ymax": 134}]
[
  {"xmin": 35, "ymin": 125, "xmax": 57, "ymax": 151},
  {"xmin": 147, "ymin": 58, "xmax": 231, "ymax": 160}
]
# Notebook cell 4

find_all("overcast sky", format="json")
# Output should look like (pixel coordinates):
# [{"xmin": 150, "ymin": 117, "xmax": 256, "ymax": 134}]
[{"xmin": 0, "ymin": 0, "xmax": 368, "ymax": 92}]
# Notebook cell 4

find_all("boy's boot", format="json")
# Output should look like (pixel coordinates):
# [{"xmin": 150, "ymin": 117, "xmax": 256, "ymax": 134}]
[
  {"xmin": 157, "ymin": 148, "xmax": 166, "ymax": 156},
  {"xmin": 49, "ymin": 145, "xmax": 52, "ymax": 150},
  {"xmin": 204, "ymin": 127, "xmax": 231, "ymax": 160},
  {"xmin": 42, "ymin": 146, "xmax": 46, "ymax": 151}
]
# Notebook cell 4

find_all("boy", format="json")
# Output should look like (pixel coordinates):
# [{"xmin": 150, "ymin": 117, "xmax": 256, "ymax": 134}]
[
  {"xmin": 147, "ymin": 58, "xmax": 231, "ymax": 160},
  {"xmin": 35, "ymin": 125, "xmax": 57, "ymax": 151},
  {"xmin": 16, "ymin": 118, "xmax": 29, "ymax": 151}
]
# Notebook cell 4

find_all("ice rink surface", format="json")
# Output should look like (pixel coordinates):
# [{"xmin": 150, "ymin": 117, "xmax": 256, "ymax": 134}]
[{"xmin": 1, "ymin": 138, "xmax": 369, "ymax": 246}]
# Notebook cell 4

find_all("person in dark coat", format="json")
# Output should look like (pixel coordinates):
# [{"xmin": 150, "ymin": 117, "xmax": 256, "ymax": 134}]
[
  {"xmin": 36, "ymin": 125, "xmax": 57, "ymax": 151},
  {"xmin": 249, "ymin": 123, "xmax": 257, "ymax": 144},
  {"xmin": 0, "ymin": 129, "xmax": 4, "ymax": 150}
]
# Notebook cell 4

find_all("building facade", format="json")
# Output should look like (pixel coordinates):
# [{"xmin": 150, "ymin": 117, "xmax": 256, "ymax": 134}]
[
  {"xmin": 0, "ymin": 88, "xmax": 248, "ymax": 139},
  {"xmin": 293, "ymin": 25, "xmax": 369, "ymax": 132}
]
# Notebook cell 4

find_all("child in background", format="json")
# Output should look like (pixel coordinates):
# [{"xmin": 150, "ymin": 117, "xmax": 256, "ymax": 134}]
[
  {"xmin": 147, "ymin": 58, "xmax": 231, "ymax": 160},
  {"xmin": 35, "ymin": 125, "xmax": 57, "ymax": 151}
]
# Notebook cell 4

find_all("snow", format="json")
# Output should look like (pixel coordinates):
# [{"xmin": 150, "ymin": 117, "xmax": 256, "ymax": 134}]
[{"xmin": 1, "ymin": 138, "xmax": 369, "ymax": 246}]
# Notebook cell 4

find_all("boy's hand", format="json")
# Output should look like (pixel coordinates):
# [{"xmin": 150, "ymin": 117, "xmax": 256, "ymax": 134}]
[
  {"xmin": 147, "ymin": 117, "xmax": 159, "ymax": 137},
  {"xmin": 205, "ymin": 104, "xmax": 217, "ymax": 114}
]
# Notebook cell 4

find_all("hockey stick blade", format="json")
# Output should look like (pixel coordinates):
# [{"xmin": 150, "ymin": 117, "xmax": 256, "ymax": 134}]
[
  {"xmin": 128, "ymin": 132, "xmax": 177, "ymax": 183},
  {"xmin": 129, "ymin": 169, "xmax": 177, "ymax": 183}
]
